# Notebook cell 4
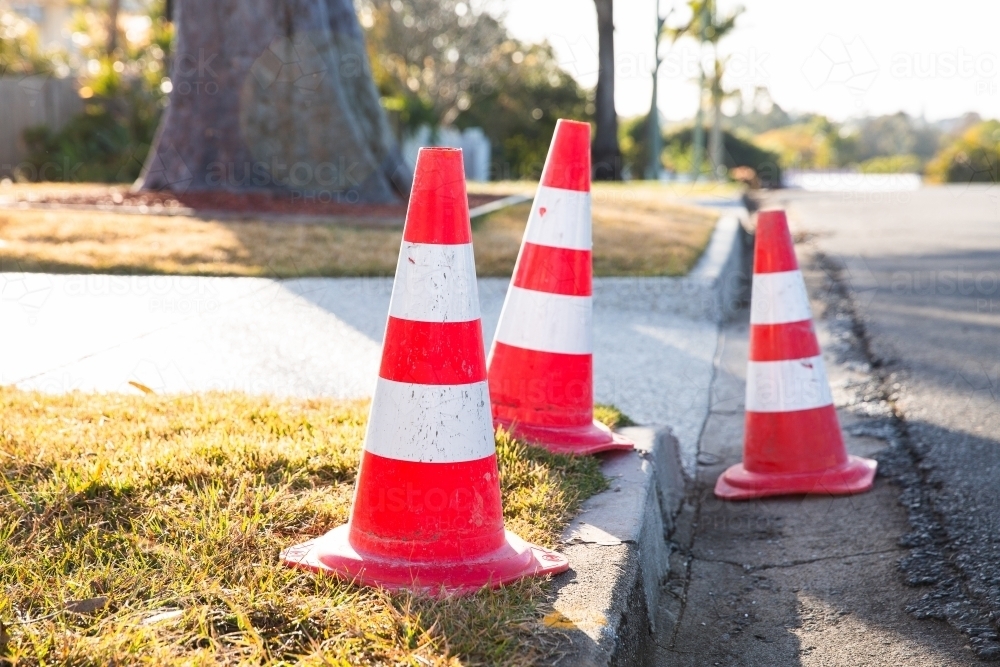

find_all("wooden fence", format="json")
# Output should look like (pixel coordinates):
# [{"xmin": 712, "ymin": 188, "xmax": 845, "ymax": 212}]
[{"xmin": 0, "ymin": 76, "xmax": 82, "ymax": 178}]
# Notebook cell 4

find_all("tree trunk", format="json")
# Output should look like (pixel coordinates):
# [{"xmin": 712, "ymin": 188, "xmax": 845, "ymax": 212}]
[
  {"xmin": 592, "ymin": 0, "xmax": 621, "ymax": 181},
  {"xmin": 644, "ymin": 74, "xmax": 660, "ymax": 180},
  {"xmin": 107, "ymin": 0, "xmax": 120, "ymax": 55},
  {"xmin": 136, "ymin": 0, "xmax": 411, "ymax": 203},
  {"xmin": 709, "ymin": 97, "xmax": 723, "ymax": 178}
]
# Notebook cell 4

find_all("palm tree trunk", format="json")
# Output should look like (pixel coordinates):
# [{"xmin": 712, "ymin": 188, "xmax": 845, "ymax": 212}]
[
  {"xmin": 691, "ymin": 74, "xmax": 704, "ymax": 180},
  {"xmin": 106, "ymin": 0, "xmax": 120, "ymax": 55},
  {"xmin": 592, "ymin": 0, "xmax": 621, "ymax": 180},
  {"xmin": 645, "ymin": 74, "xmax": 661, "ymax": 180},
  {"xmin": 709, "ymin": 97, "xmax": 723, "ymax": 178}
]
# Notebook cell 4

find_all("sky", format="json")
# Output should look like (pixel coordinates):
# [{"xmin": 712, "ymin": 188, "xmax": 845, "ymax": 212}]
[{"xmin": 499, "ymin": 0, "xmax": 1000, "ymax": 123}]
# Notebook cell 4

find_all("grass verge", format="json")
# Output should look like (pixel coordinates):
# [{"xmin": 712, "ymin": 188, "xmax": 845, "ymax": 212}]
[
  {"xmin": 592, "ymin": 404, "xmax": 637, "ymax": 430},
  {"xmin": 0, "ymin": 388, "xmax": 607, "ymax": 665},
  {"xmin": 0, "ymin": 183, "xmax": 718, "ymax": 277}
]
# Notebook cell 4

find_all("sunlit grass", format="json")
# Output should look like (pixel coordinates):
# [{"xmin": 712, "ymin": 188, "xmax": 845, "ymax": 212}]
[
  {"xmin": 593, "ymin": 404, "xmax": 637, "ymax": 430},
  {"xmin": 0, "ymin": 388, "xmax": 608, "ymax": 665},
  {"xmin": 0, "ymin": 183, "xmax": 718, "ymax": 278}
]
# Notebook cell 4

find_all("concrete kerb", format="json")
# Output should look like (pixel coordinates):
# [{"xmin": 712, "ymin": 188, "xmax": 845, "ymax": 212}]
[
  {"xmin": 590, "ymin": 209, "xmax": 750, "ymax": 323},
  {"xmin": 549, "ymin": 427, "xmax": 684, "ymax": 667},
  {"xmin": 468, "ymin": 193, "xmax": 531, "ymax": 218},
  {"xmin": 547, "ymin": 208, "xmax": 752, "ymax": 666}
]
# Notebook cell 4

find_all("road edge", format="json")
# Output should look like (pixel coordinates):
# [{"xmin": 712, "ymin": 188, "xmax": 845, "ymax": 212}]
[
  {"xmin": 548, "ymin": 209, "xmax": 752, "ymax": 666},
  {"xmin": 549, "ymin": 427, "xmax": 685, "ymax": 667}
]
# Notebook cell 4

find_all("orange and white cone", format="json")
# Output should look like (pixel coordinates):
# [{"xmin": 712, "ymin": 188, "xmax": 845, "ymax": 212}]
[
  {"xmin": 487, "ymin": 119, "xmax": 633, "ymax": 455},
  {"xmin": 281, "ymin": 147, "xmax": 569, "ymax": 593},
  {"xmin": 714, "ymin": 209, "xmax": 877, "ymax": 500}
]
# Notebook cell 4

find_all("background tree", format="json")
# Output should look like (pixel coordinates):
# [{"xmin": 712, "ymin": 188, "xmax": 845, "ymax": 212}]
[
  {"xmin": 661, "ymin": 125, "xmax": 781, "ymax": 187},
  {"xmin": 137, "ymin": 0, "xmax": 410, "ymax": 202},
  {"xmin": 592, "ymin": 0, "xmax": 620, "ymax": 180},
  {"xmin": 670, "ymin": 0, "xmax": 742, "ymax": 179},
  {"xmin": 106, "ymin": 0, "xmax": 121, "ymax": 55},
  {"xmin": 703, "ymin": 2, "xmax": 742, "ymax": 176},
  {"xmin": 707, "ymin": 55, "xmax": 741, "ymax": 176},
  {"xmin": 0, "ymin": 8, "xmax": 69, "ymax": 76},
  {"xmin": 19, "ymin": 1, "xmax": 170, "ymax": 182},
  {"xmin": 925, "ymin": 119, "xmax": 1000, "ymax": 183},
  {"xmin": 643, "ymin": 0, "xmax": 672, "ymax": 180},
  {"xmin": 666, "ymin": 0, "xmax": 705, "ymax": 179},
  {"xmin": 358, "ymin": 0, "xmax": 586, "ymax": 180}
]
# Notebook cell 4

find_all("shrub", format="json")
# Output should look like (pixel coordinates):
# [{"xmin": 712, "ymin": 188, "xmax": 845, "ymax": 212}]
[
  {"xmin": 858, "ymin": 154, "xmax": 922, "ymax": 174},
  {"xmin": 662, "ymin": 126, "xmax": 782, "ymax": 187},
  {"xmin": 16, "ymin": 1, "xmax": 172, "ymax": 182},
  {"xmin": 925, "ymin": 120, "xmax": 1000, "ymax": 184}
]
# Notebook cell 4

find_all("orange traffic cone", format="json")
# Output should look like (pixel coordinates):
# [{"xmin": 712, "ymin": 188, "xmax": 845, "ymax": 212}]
[
  {"xmin": 715, "ymin": 209, "xmax": 876, "ymax": 500},
  {"xmin": 487, "ymin": 119, "xmax": 633, "ymax": 455},
  {"xmin": 281, "ymin": 147, "xmax": 569, "ymax": 593}
]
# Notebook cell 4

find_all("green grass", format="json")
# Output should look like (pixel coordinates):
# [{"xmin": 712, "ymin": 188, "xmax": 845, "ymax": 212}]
[
  {"xmin": 0, "ymin": 388, "xmax": 607, "ymax": 666},
  {"xmin": 593, "ymin": 404, "xmax": 637, "ymax": 430}
]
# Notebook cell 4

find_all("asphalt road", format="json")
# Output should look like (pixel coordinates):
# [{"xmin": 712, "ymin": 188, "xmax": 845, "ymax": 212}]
[
  {"xmin": 658, "ymin": 297, "xmax": 971, "ymax": 665},
  {"xmin": 764, "ymin": 185, "xmax": 1000, "ymax": 658}
]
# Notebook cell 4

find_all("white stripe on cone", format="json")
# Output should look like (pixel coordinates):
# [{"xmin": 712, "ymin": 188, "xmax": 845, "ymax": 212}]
[
  {"xmin": 494, "ymin": 286, "xmax": 592, "ymax": 354},
  {"xmin": 745, "ymin": 355, "xmax": 835, "ymax": 413},
  {"xmin": 523, "ymin": 186, "xmax": 592, "ymax": 251},
  {"xmin": 388, "ymin": 242, "xmax": 481, "ymax": 323},
  {"xmin": 364, "ymin": 378, "xmax": 495, "ymax": 463},
  {"xmin": 750, "ymin": 270, "xmax": 813, "ymax": 325}
]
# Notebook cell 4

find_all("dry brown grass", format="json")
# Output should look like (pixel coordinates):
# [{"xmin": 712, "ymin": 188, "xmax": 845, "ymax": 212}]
[
  {"xmin": 0, "ymin": 208, "xmax": 406, "ymax": 277},
  {"xmin": 0, "ymin": 183, "xmax": 719, "ymax": 277}
]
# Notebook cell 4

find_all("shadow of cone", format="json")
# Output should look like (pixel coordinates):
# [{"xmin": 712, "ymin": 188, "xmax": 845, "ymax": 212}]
[
  {"xmin": 281, "ymin": 147, "xmax": 569, "ymax": 594},
  {"xmin": 487, "ymin": 119, "xmax": 633, "ymax": 456},
  {"xmin": 715, "ymin": 209, "xmax": 876, "ymax": 500}
]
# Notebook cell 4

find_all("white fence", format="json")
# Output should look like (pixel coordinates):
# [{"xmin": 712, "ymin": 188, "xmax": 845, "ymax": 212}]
[
  {"xmin": 0, "ymin": 76, "xmax": 82, "ymax": 178},
  {"xmin": 401, "ymin": 125, "xmax": 491, "ymax": 182},
  {"xmin": 783, "ymin": 170, "xmax": 923, "ymax": 192}
]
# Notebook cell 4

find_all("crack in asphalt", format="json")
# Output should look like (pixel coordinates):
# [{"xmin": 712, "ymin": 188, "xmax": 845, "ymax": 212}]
[
  {"xmin": 663, "ymin": 325, "xmax": 730, "ymax": 652},
  {"xmin": 689, "ymin": 548, "xmax": 903, "ymax": 573}
]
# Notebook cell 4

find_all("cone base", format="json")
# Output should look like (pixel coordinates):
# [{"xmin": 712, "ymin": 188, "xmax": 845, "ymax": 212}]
[
  {"xmin": 280, "ymin": 525, "xmax": 569, "ymax": 596},
  {"xmin": 497, "ymin": 418, "xmax": 634, "ymax": 455},
  {"xmin": 714, "ymin": 455, "xmax": 877, "ymax": 500}
]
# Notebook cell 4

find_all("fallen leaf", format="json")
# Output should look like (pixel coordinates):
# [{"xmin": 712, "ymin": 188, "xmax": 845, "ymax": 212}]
[
  {"xmin": 128, "ymin": 381, "xmax": 156, "ymax": 394},
  {"xmin": 541, "ymin": 611, "xmax": 577, "ymax": 630}
]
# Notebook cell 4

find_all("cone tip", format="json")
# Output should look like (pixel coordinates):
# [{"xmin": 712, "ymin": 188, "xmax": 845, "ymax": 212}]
[
  {"xmin": 757, "ymin": 208, "xmax": 788, "ymax": 225},
  {"xmin": 405, "ymin": 147, "xmax": 471, "ymax": 245},
  {"xmin": 418, "ymin": 146, "xmax": 463, "ymax": 156},
  {"xmin": 753, "ymin": 207, "xmax": 798, "ymax": 274},
  {"xmin": 541, "ymin": 118, "xmax": 591, "ymax": 192}
]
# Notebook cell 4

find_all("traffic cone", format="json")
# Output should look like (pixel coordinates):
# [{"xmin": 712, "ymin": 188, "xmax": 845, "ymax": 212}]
[
  {"xmin": 714, "ymin": 209, "xmax": 877, "ymax": 500},
  {"xmin": 487, "ymin": 119, "xmax": 633, "ymax": 455},
  {"xmin": 281, "ymin": 147, "xmax": 569, "ymax": 593}
]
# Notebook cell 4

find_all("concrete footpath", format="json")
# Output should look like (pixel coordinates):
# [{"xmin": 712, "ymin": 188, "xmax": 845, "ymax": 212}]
[{"xmin": 655, "ymin": 253, "xmax": 973, "ymax": 665}]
